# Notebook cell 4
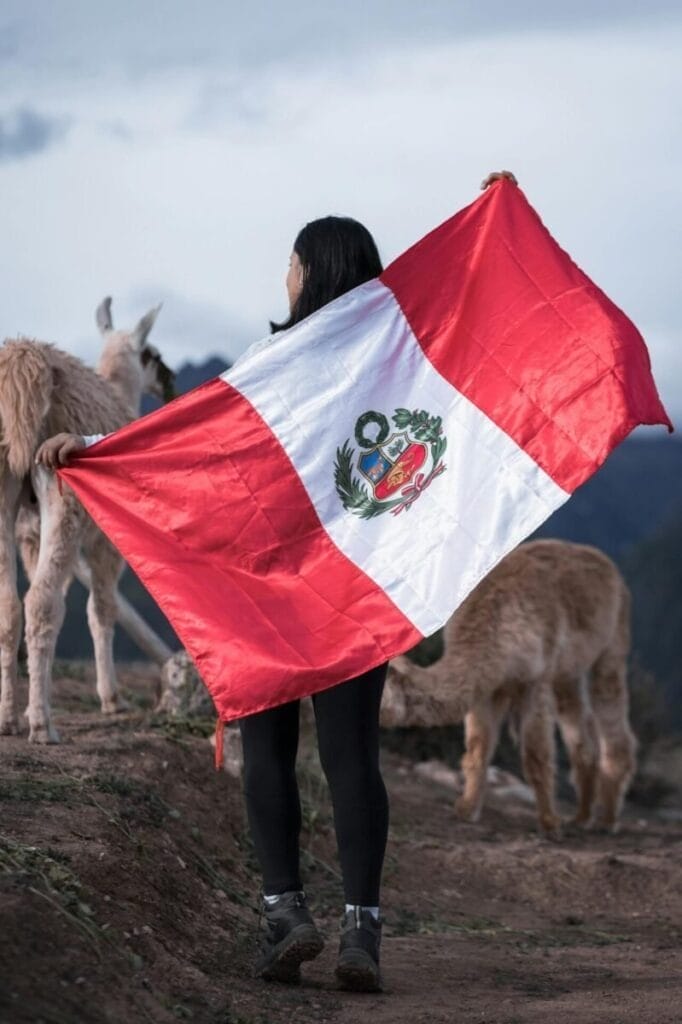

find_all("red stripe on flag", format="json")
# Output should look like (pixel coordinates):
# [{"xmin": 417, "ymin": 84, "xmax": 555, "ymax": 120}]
[
  {"xmin": 381, "ymin": 180, "xmax": 673, "ymax": 493},
  {"xmin": 59, "ymin": 378, "xmax": 421, "ymax": 721}
]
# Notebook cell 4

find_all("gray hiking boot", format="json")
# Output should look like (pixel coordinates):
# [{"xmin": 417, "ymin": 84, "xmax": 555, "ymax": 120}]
[
  {"xmin": 335, "ymin": 906, "xmax": 383, "ymax": 992},
  {"xmin": 255, "ymin": 890, "xmax": 324, "ymax": 983}
]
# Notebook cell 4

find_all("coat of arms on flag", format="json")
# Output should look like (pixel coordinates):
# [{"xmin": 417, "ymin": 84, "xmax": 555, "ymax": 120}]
[{"xmin": 334, "ymin": 408, "xmax": 448, "ymax": 518}]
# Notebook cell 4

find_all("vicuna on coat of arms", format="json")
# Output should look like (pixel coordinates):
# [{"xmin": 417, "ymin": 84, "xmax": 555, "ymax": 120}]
[{"xmin": 334, "ymin": 408, "xmax": 447, "ymax": 519}]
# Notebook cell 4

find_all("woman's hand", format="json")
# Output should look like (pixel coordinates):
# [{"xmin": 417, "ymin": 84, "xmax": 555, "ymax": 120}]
[
  {"xmin": 481, "ymin": 170, "xmax": 518, "ymax": 190},
  {"xmin": 35, "ymin": 433, "xmax": 86, "ymax": 469}
]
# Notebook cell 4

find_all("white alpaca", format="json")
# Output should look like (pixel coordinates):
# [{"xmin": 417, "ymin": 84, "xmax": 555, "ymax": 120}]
[{"xmin": 0, "ymin": 298, "xmax": 173, "ymax": 743}]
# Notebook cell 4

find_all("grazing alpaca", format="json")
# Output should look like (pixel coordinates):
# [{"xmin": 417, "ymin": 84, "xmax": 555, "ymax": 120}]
[
  {"xmin": 0, "ymin": 298, "xmax": 173, "ymax": 743},
  {"xmin": 381, "ymin": 540, "xmax": 636, "ymax": 833}
]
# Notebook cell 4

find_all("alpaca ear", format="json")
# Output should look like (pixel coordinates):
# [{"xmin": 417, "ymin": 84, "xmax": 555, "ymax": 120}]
[
  {"xmin": 132, "ymin": 303, "xmax": 162, "ymax": 349},
  {"xmin": 96, "ymin": 296, "xmax": 113, "ymax": 334}
]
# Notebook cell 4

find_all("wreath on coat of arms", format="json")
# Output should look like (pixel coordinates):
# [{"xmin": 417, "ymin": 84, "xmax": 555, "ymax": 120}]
[{"xmin": 334, "ymin": 407, "xmax": 447, "ymax": 519}]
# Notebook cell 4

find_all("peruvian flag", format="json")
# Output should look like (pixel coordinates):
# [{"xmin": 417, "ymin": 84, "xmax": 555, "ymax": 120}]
[{"xmin": 58, "ymin": 180, "xmax": 672, "ymax": 722}]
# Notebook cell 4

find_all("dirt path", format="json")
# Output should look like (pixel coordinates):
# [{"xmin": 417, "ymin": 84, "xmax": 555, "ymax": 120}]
[{"xmin": 1, "ymin": 664, "xmax": 680, "ymax": 1024}]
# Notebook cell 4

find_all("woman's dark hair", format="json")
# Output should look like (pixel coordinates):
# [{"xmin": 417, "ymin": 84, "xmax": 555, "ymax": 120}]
[{"xmin": 270, "ymin": 215, "xmax": 383, "ymax": 333}]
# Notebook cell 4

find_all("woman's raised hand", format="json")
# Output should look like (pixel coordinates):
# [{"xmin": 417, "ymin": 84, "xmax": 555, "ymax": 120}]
[
  {"xmin": 35, "ymin": 433, "xmax": 86, "ymax": 469},
  {"xmin": 481, "ymin": 170, "xmax": 518, "ymax": 190}
]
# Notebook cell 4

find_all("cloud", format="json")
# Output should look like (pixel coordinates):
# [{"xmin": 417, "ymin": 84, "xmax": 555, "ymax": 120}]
[
  {"xmin": 0, "ymin": 18, "xmax": 680, "ymax": 424},
  {"xmin": 0, "ymin": 107, "xmax": 69, "ymax": 161},
  {"xmin": 97, "ymin": 119, "xmax": 134, "ymax": 142},
  {"xmin": 1, "ymin": 1, "xmax": 681, "ymax": 87},
  {"xmin": 0, "ymin": 18, "xmax": 21, "ymax": 60},
  {"xmin": 121, "ymin": 287, "xmax": 259, "ymax": 367}
]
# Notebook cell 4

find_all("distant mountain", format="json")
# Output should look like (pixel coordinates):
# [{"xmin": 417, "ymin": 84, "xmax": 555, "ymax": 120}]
[
  {"xmin": 533, "ymin": 437, "xmax": 682, "ymax": 561},
  {"xmin": 175, "ymin": 356, "xmax": 231, "ymax": 392},
  {"xmin": 140, "ymin": 355, "xmax": 230, "ymax": 415},
  {"xmin": 624, "ymin": 515, "xmax": 682, "ymax": 728}
]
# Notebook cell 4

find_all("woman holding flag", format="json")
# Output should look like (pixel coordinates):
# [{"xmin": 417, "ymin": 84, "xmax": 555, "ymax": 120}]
[
  {"xmin": 38, "ymin": 213, "xmax": 394, "ymax": 992},
  {"xmin": 37, "ymin": 170, "xmax": 519, "ymax": 993}
]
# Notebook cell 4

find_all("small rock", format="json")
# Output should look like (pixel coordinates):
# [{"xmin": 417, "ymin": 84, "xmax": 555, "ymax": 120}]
[
  {"xmin": 157, "ymin": 650, "xmax": 213, "ymax": 716},
  {"xmin": 414, "ymin": 759, "xmax": 460, "ymax": 790}
]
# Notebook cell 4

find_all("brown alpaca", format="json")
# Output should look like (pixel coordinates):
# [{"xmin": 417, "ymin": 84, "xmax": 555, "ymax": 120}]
[
  {"xmin": 381, "ymin": 540, "xmax": 636, "ymax": 833},
  {"xmin": 0, "ymin": 298, "xmax": 172, "ymax": 743}
]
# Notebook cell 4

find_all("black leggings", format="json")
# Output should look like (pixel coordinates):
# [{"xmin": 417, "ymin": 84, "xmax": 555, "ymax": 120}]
[{"xmin": 239, "ymin": 663, "xmax": 388, "ymax": 905}]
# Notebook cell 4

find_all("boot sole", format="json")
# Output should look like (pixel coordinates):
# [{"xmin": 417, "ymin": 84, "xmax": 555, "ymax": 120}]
[
  {"xmin": 335, "ymin": 952, "xmax": 382, "ymax": 993},
  {"xmin": 257, "ymin": 924, "xmax": 324, "ymax": 983}
]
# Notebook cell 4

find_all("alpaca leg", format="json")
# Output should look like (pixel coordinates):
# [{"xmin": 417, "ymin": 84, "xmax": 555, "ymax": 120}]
[
  {"xmin": 456, "ymin": 698, "xmax": 506, "ymax": 822},
  {"xmin": 83, "ymin": 534, "xmax": 124, "ymax": 713},
  {"xmin": 0, "ymin": 478, "xmax": 23, "ymax": 735},
  {"xmin": 16, "ymin": 505, "xmax": 41, "ymax": 582},
  {"xmin": 18, "ymin": 506, "xmax": 76, "ymax": 599},
  {"xmin": 17, "ymin": 512, "xmax": 75, "ymax": 724},
  {"xmin": 555, "ymin": 676, "xmax": 599, "ymax": 826},
  {"xmin": 25, "ymin": 475, "xmax": 84, "ymax": 744},
  {"xmin": 590, "ymin": 648, "xmax": 637, "ymax": 831},
  {"xmin": 520, "ymin": 690, "xmax": 561, "ymax": 835}
]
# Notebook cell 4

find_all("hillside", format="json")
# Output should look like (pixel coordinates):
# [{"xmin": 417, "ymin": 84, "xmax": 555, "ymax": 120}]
[
  {"xmin": 533, "ymin": 437, "xmax": 682, "ymax": 560},
  {"xmin": 1, "ymin": 666, "xmax": 681, "ymax": 1024},
  {"xmin": 624, "ymin": 516, "xmax": 682, "ymax": 726}
]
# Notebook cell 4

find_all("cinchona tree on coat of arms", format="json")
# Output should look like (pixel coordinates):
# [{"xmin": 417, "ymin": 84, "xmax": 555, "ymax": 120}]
[{"xmin": 334, "ymin": 408, "xmax": 448, "ymax": 519}]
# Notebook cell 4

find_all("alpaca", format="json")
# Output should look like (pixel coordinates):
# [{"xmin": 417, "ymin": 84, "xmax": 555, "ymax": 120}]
[
  {"xmin": 381, "ymin": 540, "xmax": 637, "ymax": 833},
  {"xmin": 0, "ymin": 298, "xmax": 173, "ymax": 743}
]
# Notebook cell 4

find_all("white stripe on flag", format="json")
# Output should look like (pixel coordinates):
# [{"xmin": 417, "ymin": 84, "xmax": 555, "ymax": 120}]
[{"xmin": 225, "ymin": 279, "xmax": 570, "ymax": 636}]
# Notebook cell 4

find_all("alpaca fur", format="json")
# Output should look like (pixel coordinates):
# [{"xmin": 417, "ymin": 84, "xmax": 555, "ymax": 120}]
[
  {"xmin": 0, "ymin": 298, "xmax": 170, "ymax": 743},
  {"xmin": 381, "ymin": 540, "xmax": 636, "ymax": 834}
]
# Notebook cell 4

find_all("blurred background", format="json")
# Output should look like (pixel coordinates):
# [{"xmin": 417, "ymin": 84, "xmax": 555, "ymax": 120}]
[{"xmin": 1, "ymin": 2, "xmax": 680, "ymax": 731}]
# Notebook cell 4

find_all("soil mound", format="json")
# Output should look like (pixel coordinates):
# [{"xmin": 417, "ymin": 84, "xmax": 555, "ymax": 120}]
[{"xmin": 1, "ymin": 664, "xmax": 680, "ymax": 1024}]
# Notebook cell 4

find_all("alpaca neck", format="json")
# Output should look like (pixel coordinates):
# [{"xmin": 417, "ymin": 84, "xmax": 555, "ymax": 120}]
[
  {"xmin": 406, "ymin": 655, "xmax": 454, "ymax": 693},
  {"xmin": 415, "ymin": 650, "xmax": 469, "ymax": 718},
  {"xmin": 386, "ymin": 636, "xmax": 474, "ymax": 727},
  {"xmin": 97, "ymin": 342, "xmax": 143, "ymax": 416}
]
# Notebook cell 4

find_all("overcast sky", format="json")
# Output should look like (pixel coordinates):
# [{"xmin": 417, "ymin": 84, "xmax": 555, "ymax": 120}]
[{"xmin": 1, "ymin": 1, "xmax": 680, "ymax": 427}]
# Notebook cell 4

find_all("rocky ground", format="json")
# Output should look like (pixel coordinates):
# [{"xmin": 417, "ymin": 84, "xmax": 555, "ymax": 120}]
[{"xmin": 1, "ymin": 663, "xmax": 680, "ymax": 1024}]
